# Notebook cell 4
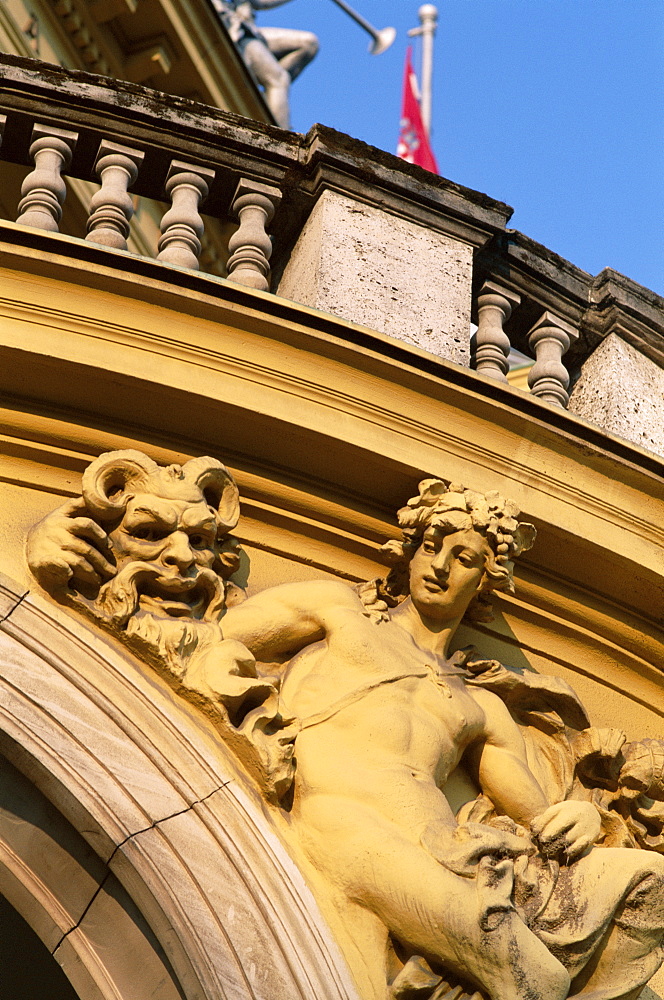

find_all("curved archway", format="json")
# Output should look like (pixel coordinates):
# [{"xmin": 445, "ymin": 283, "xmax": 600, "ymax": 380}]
[
  {"xmin": 0, "ymin": 748, "xmax": 184, "ymax": 1000},
  {"xmin": 0, "ymin": 571, "xmax": 359, "ymax": 1000}
]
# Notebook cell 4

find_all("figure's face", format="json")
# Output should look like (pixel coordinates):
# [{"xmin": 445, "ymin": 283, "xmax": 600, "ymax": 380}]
[
  {"xmin": 109, "ymin": 494, "xmax": 218, "ymax": 618},
  {"xmin": 408, "ymin": 525, "xmax": 491, "ymax": 623}
]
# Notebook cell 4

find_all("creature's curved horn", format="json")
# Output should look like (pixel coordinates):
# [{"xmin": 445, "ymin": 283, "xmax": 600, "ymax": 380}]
[
  {"xmin": 82, "ymin": 449, "xmax": 159, "ymax": 520},
  {"xmin": 184, "ymin": 457, "xmax": 240, "ymax": 533}
]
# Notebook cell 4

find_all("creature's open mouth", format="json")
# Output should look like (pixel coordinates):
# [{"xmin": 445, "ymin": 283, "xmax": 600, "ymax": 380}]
[
  {"xmin": 423, "ymin": 577, "xmax": 447, "ymax": 593},
  {"xmin": 139, "ymin": 577, "xmax": 209, "ymax": 618},
  {"xmin": 97, "ymin": 562, "xmax": 227, "ymax": 628}
]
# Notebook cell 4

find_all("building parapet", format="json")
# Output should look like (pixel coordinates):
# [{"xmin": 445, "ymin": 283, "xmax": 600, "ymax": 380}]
[
  {"xmin": 474, "ymin": 230, "xmax": 664, "ymax": 371},
  {"xmin": 0, "ymin": 53, "xmax": 510, "ymax": 249},
  {"xmin": 472, "ymin": 230, "xmax": 664, "ymax": 454},
  {"xmin": 0, "ymin": 53, "xmax": 662, "ymax": 457}
]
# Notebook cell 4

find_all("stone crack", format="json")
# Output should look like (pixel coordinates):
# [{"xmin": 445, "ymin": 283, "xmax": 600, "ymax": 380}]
[
  {"xmin": 0, "ymin": 587, "xmax": 29, "ymax": 624},
  {"xmin": 50, "ymin": 779, "xmax": 233, "ymax": 956}
]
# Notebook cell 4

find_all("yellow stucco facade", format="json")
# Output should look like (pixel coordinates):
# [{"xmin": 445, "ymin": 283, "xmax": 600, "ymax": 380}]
[{"xmin": 0, "ymin": 37, "xmax": 662, "ymax": 1000}]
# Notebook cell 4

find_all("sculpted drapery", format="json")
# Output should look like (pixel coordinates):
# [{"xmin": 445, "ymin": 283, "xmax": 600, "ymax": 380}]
[{"xmin": 27, "ymin": 451, "xmax": 664, "ymax": 1000}]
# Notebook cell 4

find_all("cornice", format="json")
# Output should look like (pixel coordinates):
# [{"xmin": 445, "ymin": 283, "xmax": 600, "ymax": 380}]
[
  {"xmin": 294, "ymin": 125, "xmax": 512, "ymax": 251},
  {"xmin": 584, "ymin": 268, "xmax": 664, "ymax": 368},
  {"xmin": 0, "ymin": 224, "xmax": 662, "ymax": 627},
  {"xmin": 14, "ymin": 1, "xmax": 271, "ymax": 120}
]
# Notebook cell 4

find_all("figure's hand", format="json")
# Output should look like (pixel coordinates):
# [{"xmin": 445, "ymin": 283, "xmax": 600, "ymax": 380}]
[
  {"xmin": 531, "ymin": 800, "xmax": 601, "ymax": 862},
  {"xmin": 27, "ymin": 497, "xmax": 116, "ymax": 592}
]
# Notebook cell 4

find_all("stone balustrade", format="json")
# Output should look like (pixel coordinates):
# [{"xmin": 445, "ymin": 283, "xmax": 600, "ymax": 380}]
[
  {"xmin": 0, "ymin": 51, "xmax": 510, "ymax": 358},
  {"xmin": 156, "ymin": 161, "xmax": 215, "ymax": 270},
  {"xmin": 3, "ymin": 113, "xmax": 276, "ymax": 284},
  {"xmin": 15, "ymin": 124, "xmax": 78, "ymax": 232},
  {"xmin": 0, "ymin": 56, "xmax": 309, "ymax": 292},
  {"xmin": 470, "ymin": 232, "xmax": 664, "ymax": 445},
  {"xmin": 0, "ymin": 53, "xmax": 662, "ymax": 455},
  {"xmin": 227, "ymin": 178, "xmax": 282, "ymax": 290},
  {"xmin": 470, "ymin": 281, "xmax": 521, "ymax": 383}
]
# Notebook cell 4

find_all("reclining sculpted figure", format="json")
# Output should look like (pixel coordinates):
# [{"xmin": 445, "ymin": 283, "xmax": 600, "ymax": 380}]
[
  {"xmin": 217, "ymin": 478, "xmax": 664, "ymax": 999},
  {"xmin": 27, "ymin": 461, "xmax": 664, "ymax": 1000}
]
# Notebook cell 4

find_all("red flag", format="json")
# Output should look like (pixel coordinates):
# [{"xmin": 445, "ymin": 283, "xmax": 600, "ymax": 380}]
[{"xmin": 397, "ymin": 47, "xmax": 438, "ymax": 173}]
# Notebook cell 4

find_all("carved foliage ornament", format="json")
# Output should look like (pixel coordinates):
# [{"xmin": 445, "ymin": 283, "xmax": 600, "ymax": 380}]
[{"xmin": 26, "ymin": 454, "xmax": 664, "ymax": 1000}]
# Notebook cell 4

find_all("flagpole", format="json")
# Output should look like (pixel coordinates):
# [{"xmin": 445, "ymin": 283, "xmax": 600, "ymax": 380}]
[{"xmin": 408, "ymin": 4, "xmax": 438, "ymax": 135}]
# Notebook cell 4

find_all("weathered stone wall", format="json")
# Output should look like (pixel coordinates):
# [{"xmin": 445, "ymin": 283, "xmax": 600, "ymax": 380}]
[
  {"xmin": 569, "ymin": 334, "xmax": 664, "ymax": 458},
  {"xmin": 276, "ymin": 189, "xmax": 474, "ymax": 364}
]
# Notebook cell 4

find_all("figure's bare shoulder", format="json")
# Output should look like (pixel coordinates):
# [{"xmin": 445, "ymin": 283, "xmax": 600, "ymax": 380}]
[
  {"xmin": 465, "ymin": 683, "xmax": 504, "ymax": 712},
  {"xmin": 464, "ymin": 683, "xmax": 524, "ymax": 749},
  {"xmin": 221, "ymin": 578, "xmax": 363, "ymax": 659},
  {"xmin": 246, "ymin": 578, "xmax": 361, "ymax": 616}
]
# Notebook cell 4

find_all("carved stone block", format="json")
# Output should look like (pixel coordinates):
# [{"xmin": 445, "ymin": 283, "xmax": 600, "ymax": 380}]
[
  {"xmin": 569, "ymin": 333, "xmax": 664, "ymax": 458},
  {"xmin": 276, "ymin": 189, "xmax": 474, "ymax": 364}
]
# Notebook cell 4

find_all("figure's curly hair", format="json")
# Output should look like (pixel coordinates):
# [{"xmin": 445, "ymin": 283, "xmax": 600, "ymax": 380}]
[{"xmin": 359, "ymin": 479, "xmax": 536, "ymax": 623}]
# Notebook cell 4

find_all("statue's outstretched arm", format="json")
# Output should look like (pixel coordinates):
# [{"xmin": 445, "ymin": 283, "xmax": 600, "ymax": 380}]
[{"xmin": 221, "ymin": 579, "xmax": 361, "ymax": 661}]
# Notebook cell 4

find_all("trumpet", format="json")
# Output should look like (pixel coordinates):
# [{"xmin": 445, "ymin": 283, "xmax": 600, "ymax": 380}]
[{"xmin": 327, "ymin": 0, "xmax": 396, "ymax": 55}]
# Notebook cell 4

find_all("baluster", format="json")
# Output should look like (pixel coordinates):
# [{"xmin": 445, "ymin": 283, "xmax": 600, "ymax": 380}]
[
  {"xmin": 157, "ymin": 160, "xmax": 214, "ymax": 270},
  {"xmin": 0, "ymin": 116, "xmax": 6, "ymax": 150},
  {"xmin": 16, "ymin": 124, "xmax": 78, "ymax": 232},
  {"xmin": 470, "ymin": 281, "xmax": 521, "ymax": 381},
  {"xmin": 527, "ymin": 311, "xmax": 579, "ymax": 407},
  {"xmin": 86, "ymin": 140, "xmax": 144, "ymax": 250},
  {"xmin": 227, "ymin": 178, "xmax": 282, "ymax": 291}
]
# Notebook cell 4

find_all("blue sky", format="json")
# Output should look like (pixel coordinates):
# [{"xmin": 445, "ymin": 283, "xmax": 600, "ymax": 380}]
[{"xmin": 258, "ymin": 0, "xmax": 664, "ymax": 295}]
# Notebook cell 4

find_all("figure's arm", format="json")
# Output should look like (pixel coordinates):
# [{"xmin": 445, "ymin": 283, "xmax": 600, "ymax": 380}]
[
  {"xmin": 221, "ymin": 579, "xmax": 363, "ymax": 661},
  {"xmin": 467, "ymin": 686, "xmax": 548, "ymax": 823},
  {"xmin": 468, "ymin": 686, "xmax": 601, "ymax": 859}
]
